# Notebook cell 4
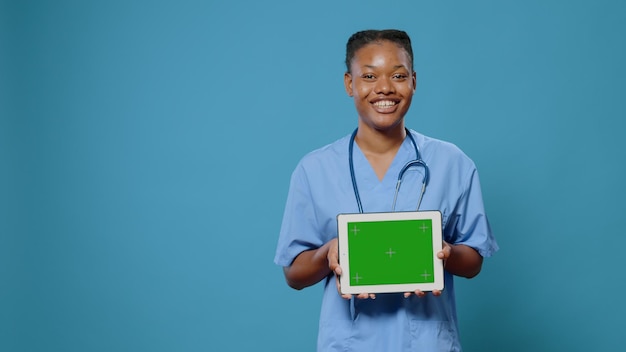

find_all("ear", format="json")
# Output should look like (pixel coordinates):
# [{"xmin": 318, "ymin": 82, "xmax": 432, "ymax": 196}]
[
  {"xmin": 412, "ymin": 71, "xmax": 417, "ymax": 91},
  {"xmin": 344, "ymin": 72, "xmax": 354, "ymax": 96}
]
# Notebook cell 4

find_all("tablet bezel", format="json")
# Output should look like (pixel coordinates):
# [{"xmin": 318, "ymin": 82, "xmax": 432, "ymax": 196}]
[{"xmin": 337, "ymin": 211, "xmax": 444, "ymax": 295}]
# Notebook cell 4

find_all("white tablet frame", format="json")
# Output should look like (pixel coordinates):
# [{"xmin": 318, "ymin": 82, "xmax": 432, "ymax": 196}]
[{"xmin": 337, "ymin": 211, "xmax": 444, "ymax": 295}]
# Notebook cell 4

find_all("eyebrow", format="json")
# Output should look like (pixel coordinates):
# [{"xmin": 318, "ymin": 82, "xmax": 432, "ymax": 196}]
[{"xmin": 363, "ymin": 64, "xmax": 408, "ymax": 70}]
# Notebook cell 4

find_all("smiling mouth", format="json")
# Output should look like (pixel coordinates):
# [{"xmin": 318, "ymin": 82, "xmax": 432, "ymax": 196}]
[{"xmin": 372, "ymin": 100, "xmax": 399, "ymax": 109}]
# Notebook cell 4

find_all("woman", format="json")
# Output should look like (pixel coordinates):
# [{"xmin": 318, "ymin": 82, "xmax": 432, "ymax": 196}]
[{"xmin": 274, "ymin": 29, "xmax": 498, "ymax": 351}]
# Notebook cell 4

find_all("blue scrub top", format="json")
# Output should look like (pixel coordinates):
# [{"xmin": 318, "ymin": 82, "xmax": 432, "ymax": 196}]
[{"xmin": 275, "ymin": 129, "xmax": 499, "ymax": 352}]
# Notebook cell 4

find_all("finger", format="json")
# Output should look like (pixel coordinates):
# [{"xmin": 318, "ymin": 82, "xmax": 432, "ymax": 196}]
[
  {"xmin": 335, "ymin": 274, "xmax": 343, "ymax": 295},
  {"xmin": 354, "ymin": 292, "xmax": 376, "ymax": 300},
  {"xmin": 414, "ymin": 289, "xmax": 426, "ymax": 298},
  {"xmin": 329, "ymin": 258, "xmax": 342, "ymax": 275},
  {"xmin": 328, "ymin": 255, "xmax": 339, "ymax": 269},
  {"xmin": 335, "ymin": 278, "xmax": 352, "ymax": 300},
  {"xmin": 327, "ymin": 239, "xmax": 340, "ymax": 264},
  {"xmin": 328, "ymin": 251, "xmax": 339, "ymax": 264},
  {"xmin": 432, "ymin": 289, "xmax": 442, "ymax": 296},
  {"xmin": 356, "ymin": 292, "xmax": 369, "ymax": 299},
  {"xmin": 404, "ymin": 290, "xmax": 426, "ymax": 298}
]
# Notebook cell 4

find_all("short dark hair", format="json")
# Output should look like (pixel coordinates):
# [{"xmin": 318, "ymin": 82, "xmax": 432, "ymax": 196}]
[{"xmin": 345, "ymin": 29, "xmax": 414, "ymax": 73}]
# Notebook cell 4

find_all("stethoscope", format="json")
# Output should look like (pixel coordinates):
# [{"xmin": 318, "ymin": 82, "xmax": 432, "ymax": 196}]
[{"xmin": 349, "ymin": 128, "xmax": 430, "ymax": 213}]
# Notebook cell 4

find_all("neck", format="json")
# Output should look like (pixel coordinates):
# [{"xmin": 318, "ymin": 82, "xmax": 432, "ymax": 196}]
[{"xmin": 355, "ymin": 124, "xmax": 406, "ymax": 154}]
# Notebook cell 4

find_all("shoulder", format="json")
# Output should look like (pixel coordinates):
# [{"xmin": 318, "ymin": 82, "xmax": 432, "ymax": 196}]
[
  {"xmin": 409, "ymin": 129, "xmax": 475, "ymax": 167},
  {"xmin": 295, "ymin": 133, "xmax": 351, "ymax": 171},
  {"xmin": 408, "ymin": 129, "xmax": 477, "ymax": 189}
]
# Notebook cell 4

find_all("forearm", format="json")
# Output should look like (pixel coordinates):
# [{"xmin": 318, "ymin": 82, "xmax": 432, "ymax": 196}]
[
  {"xmin": 444, "ymin": 244, "xmax": 483, "ymax": 278},
  {"xmin": 283, "ymin": 241, "xmax": 334, "ymax": 290}
]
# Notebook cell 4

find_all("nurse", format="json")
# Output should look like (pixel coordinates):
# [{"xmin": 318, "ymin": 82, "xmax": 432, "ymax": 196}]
[{"xmin": 274, "ymin": 29, "xmax": 499, "ymax": 351}]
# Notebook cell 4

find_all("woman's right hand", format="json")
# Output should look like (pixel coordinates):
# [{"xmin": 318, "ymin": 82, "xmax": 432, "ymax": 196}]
[{"xmin": 328, "ymin": 238, "xmax": 376, "ymax": 300}]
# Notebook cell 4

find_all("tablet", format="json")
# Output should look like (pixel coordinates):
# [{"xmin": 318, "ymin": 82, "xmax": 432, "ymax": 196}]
[{"xmin": 337, "ymin": 211, "xmax": 444, "ymax": 295}]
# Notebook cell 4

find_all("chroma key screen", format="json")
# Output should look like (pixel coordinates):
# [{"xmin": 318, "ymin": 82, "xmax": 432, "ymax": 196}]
[{"xmin": 346, "ymin": 219, "xmax": 435, "ymax": 286}]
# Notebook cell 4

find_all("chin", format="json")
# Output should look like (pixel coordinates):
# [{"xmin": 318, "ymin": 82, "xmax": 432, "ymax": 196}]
[{"xmin": 373, "ymin": 117, "xmax": 405, "ymax": 130}]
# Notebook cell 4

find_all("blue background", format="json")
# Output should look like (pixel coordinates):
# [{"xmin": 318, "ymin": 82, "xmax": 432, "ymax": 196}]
[{"xmin": 2, "ymin": 0, "xmax": 625, "ymax": 351}]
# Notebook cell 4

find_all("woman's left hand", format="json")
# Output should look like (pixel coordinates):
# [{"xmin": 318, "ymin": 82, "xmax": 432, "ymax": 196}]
[{"xmin": 403, "ymin": 241, "xmax": 451, "ymax": 298}]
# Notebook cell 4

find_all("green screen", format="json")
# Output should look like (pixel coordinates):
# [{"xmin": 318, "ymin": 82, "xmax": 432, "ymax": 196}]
[{"xmin": 347, "ymin": 219, "xmax": 434, "ymax": 286}]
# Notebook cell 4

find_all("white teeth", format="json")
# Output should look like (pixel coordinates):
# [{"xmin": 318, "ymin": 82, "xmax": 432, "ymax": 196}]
[{"xmin": 374, "ymin": 100, "xmax": 396, "ymax": 107}]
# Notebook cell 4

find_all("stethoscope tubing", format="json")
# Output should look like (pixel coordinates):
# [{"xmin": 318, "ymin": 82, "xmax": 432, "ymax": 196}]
[{"xmin": 349, "ymin": 127, "xmax": 429, "ymax": 213}]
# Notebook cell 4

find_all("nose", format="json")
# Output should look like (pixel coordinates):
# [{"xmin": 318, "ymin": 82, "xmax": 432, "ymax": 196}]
[{"xmin": 374, "ymin": 75, "xmax": 394, "ymax": 94}]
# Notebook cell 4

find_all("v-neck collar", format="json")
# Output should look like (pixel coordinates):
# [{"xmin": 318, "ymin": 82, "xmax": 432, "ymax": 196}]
[{"xmin": 352, "ymin": 136, "xmax": 414, "ymax": 188}]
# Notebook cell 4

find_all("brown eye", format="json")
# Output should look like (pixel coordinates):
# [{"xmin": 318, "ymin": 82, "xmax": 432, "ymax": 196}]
[{"xmin": 361, "ymin": 74, "xmax": 375, "ymax": 80}]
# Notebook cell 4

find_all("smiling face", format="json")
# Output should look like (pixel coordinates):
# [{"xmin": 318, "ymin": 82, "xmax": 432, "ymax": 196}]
[{"xmin": 344, "ymin": 40, "xmax": 416, "ymax": 134}]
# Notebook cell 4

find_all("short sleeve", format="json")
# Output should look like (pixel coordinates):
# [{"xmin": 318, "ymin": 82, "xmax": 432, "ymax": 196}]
[
  {"xmin": 447, "ymin": 167, "xmax": 499, "ymax": 258},
  {"xmin": 273, "ymin": 163, "xmax": 324, "ymax": 267}
]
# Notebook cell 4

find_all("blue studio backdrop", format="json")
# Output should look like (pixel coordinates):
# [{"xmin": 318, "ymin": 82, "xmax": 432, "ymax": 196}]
[{"xmin": 2, "ymin": 1, "xmax": 625, "ymax": 351}]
